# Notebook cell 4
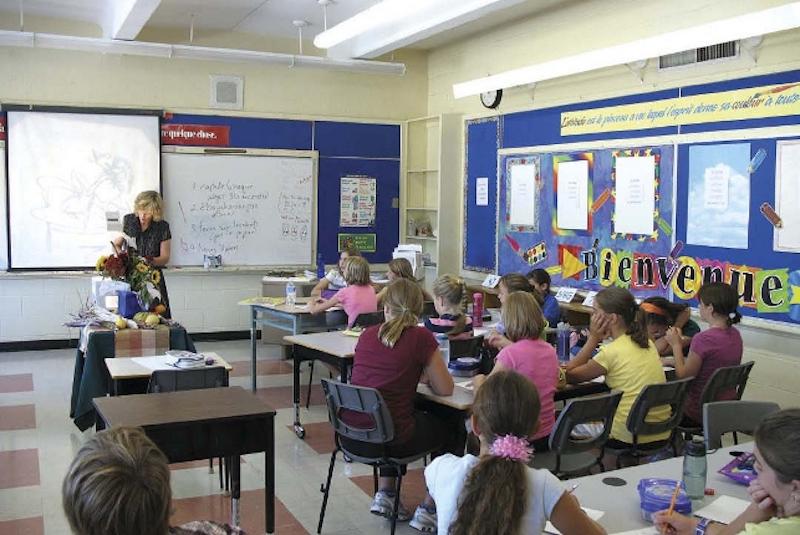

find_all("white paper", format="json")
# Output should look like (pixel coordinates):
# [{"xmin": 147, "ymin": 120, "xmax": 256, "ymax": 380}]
[
  {"xmin": 482, "ymin": 274, "xmax": 501, "ymax": 288},
  {"xmin": 130, "ymin": 355, "xmax": 176, "ymax": 372},
  {"xmin": 554, "ymin": 287, "xmax": 578, "ymax": 303},
  {"xmin": 509, "ymin": 163, "xmax": 537, "ymax": 227},
  {"xmin": 694, "ymin": 495, "xmax": 751, "ymax": 525},
  {"xmin": 614, "ymin": 156, "xmax": 655, "ymax": 235},
  {"xmin": 704, "ymin": 164, "xmax": 730, "ymax": 210},
  {"xmin": 776, "ymin": 140, "xmax": 800, "ymax": 251},
  {"xmin": 476, "ymin": 177, "xmax": 489, "ymax": 206},
  {"xmin": 545, "ymin": 507, "xmax": 604, "ymax": 534},
  {"xmin": 557, "ymin": 160, "xmax": 589, "ymax": 230},
  {"xmin": 582, "ymin": 290, "xmax": 598, "ymax": 307}
]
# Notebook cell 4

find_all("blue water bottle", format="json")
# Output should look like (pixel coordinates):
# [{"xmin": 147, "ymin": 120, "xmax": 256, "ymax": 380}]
[
  {"xmin": 556, "ymin": 322, "xmax": 570, "ymax": 364},
  {"xmin": 316, "ymin": 253, "xmax": 325, "ymax": 280}
]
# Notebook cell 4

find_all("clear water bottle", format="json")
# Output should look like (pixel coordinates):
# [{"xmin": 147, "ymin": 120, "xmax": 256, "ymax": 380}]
[
  {"xmin": 683, "ymin": 436, "xmax": 707, "ymax": 500},
  {"xmin": 556, "ymin": 322, "xmax": 571, "ymax": 364},
  {"xmin": 435, "ymin": 333, "xmax": 450, "ymax": 367},
  {"xmin": 316, "ymin": 253, "xmax": 325, "ymax": 280},
  {"xmin": 285, "ymin": 281, "xmax": 296, "ymax": 307}
]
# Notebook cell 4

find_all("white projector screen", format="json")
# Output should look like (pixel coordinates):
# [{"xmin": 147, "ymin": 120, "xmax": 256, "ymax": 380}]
[{"xmin": 7, "ymin": 111, "xmax": 160, "ymax": 269}]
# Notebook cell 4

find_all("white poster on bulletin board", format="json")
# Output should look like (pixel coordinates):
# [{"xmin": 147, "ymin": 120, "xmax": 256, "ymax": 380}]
[
  {"xmin": 775, "ymin": 140, "xmax": 800, "ymax": 252},
  {"xmin": 509, "ymin": 163, "xmax": 537, "ymax": 227},
  {"xmin": 339, "ymin": 175, "xmax": 376, "ymax": 227},
  {"xmin": 614, "ymin": 155, "xmax": 655, "ymax": 236},
  {"xmin": 556, "ymin": 159, "xmax": 589, "ymax": 230},
  {"xmin": 476, "ymin": 177, "xmax": 489, "ymax": 206}
]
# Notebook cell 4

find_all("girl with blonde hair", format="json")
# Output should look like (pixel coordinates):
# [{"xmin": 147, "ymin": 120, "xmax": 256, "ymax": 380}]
[
  {"xmin": 424, "ymin": 274, "xmax": 473, "ymax": 340},
  {"xmin": 310, "ymin": 256, "xmax": 377, "ymax": 327}
]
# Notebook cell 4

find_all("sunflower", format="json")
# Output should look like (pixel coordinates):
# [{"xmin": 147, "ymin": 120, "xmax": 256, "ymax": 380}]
[
  {"xmin": 136, "ymin": 262, "xmax": 149, "ymax": 273},
  {"xmin": 95, "ymin": 255, "xmax": 108, "ymax": 271},
  {"xmin": 150, "ymin": 270, "xmax": 161, "ymax": 285}
]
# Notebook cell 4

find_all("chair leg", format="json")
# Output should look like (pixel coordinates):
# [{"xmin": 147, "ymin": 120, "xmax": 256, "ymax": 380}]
[
  {"xmin": 390, "ymin": 471, "xmax": 403, "ymax": 535},
  {"xmin": 317, "ymin": 448, "xmax": 339, "ymax": 534},
  {"xmin": 209, "ymin": 457, "xmax": 214, "ymax": 474},
  {"xmin": 306, "ymin": 362, "xmax": 315, "ymax": 409},
  {"xmin": 733, "ymin": 431, "xmax": 739, "ymax": 445},
  {"xmin": 218, "ymin": 457, "xmax": 223, "ymax": 489},
  {"xmin": 372, "ymin": 466, "xmax": 379, "ymax": 495}
]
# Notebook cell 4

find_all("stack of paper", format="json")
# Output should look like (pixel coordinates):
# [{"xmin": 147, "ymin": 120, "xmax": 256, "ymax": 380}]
[{"xmin": 393, "ymin": 244, "xmax": 423, "ymax": 278}]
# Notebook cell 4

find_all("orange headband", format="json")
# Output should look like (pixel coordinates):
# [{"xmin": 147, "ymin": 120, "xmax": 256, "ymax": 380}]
[{"xmin": 641, "ymin": 302, "xmax": 668, "ymax": 317}]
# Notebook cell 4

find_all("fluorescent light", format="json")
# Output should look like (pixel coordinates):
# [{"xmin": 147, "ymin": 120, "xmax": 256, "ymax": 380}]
[
  {"xmin": 315, "ymin": 0, "xmax": 525, "ymax": 59},
  {"xmin": 0, "ymin": 30, "xmax": 34, "ymax": 47},
  {"xmin": 35, "ymin": 33, "xmax": 172, "ymax": 58},
  {"xmin": 453, "ymin": 2, "xmax": 800, "ymax": 98}
]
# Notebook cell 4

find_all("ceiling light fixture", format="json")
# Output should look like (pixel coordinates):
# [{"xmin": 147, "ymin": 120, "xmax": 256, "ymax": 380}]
[{"xmin": 453, "ymin": 1, "xmax": 800, "ymax": 98}]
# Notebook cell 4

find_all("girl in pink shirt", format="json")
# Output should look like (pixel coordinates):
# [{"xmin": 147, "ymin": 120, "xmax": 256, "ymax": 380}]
[
  {"xmin": 476, "ymin": 291, "xmax": 559, "ymax": 450},
  {"xmin": 310, "ymin": 256, "xmax": 377, "ymax": 327}
]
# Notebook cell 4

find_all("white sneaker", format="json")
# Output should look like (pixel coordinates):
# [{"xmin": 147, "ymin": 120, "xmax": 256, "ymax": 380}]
[
  {"xmin": 409, "ymin": 505, "xmax": 437, "ymax": 532},
  {"xmin": 370, "ymin": 490, "xmax": 411, "ymax": 521}
]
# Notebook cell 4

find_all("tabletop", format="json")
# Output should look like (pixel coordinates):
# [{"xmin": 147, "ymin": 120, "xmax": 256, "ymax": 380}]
[
  {"xmin": 284, "ymin": 331, "xmax": 357, "ymax": 358},
  {"xmin": 105, "ymin": 352, "xmax": 232, "ymax": 380}
]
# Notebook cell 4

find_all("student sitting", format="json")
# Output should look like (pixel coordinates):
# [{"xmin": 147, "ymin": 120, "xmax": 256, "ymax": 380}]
[
  {"xmin": 642, "ymin": 296, "xmax": 700, "ymax": 356},
  {"xmin": 310, "ymin": 256, "xmax": 377, "ymax": 327},
  {"xmin": 376, "ymin": 257, "xmax": 432, "ymax": 304},
  {"xmin": 486, "ymin": 273, "xmax": 537, "ymax": 351},
  {"xmin": 527, "ymin": 268, "xmax": 561, "ymax": 328},
  {"xmin": 565, "ymin": 287, "xmax": 670, "ymax": 448},
  {"xmin": 345, "ymin": 278, "xmax": 454, "ymax": 522},
  {"xmin": 311, "ymin": 246, "xmax": 361, "ymax": 297},
  {"xmin": 422, "ymin": 371, "xmax": 606, "ymax": 535},
  {"xmin": 424, "ymin": 274, "xmax": 474, "ymax": 340},
  {"xmin": 655, "ymin": 408, "xmax": 800, "ymax": 535},
  {"xmin": 663, "ymin": 282, "xmax": 743, "ymax": 426},
  {"xmin": 62, "ymin": 426, "xmax": 244, "ymax": 535},
  {"xmin": 474, "ymin": 291, "xmax": 558, "ymax": 450}
]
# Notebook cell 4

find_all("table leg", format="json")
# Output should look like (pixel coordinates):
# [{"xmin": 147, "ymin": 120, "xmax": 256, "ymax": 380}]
[
  {"xmin": 266, "ymin": 416, "xmax": 275, "ymax": 534},
  {"xmin": 292, "ymin": 344, "xmax": 305, "ymax": 439},
  {"xmin": 339, "ymin": 359, "xmax": 349, "ymax": 384},
  {"xmin": 230, "ymin": 454, "xmax": 241, "ymax": 527},
  {"xmin": 251, "ymin": 307, "xmax": 258, "ymax": 392}
]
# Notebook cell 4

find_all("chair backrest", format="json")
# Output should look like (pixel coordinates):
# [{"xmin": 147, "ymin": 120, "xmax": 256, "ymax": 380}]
[
  {"xmin": 321, "ymin": 378, "xmax": 394, "ymax": 445},
  {"xmin": 353, "ymin": 311, "xmax": 385, "ymax": 328},
  {"xmin": 449, "ymin": 335, "xmax": 485, "ymax": 361},
  {"xmin": 421, "ymin": 301, "xmax": 438, "ymax": 319},
  {"xmin": 549, "ymin": 390, "xmax": 623, "ymax": 454},
  {"xmin": 703, "ymin": 400, "xmax": 780, "ymax": 449},
  {"xmin": 147, "ymin": 366, "xmax": 229, "ymax": 393},
  {"xmin": 627, "ymin": 378, "xmax": 692, "ymax": 442},
  {"xmin": 700, "ymin": 361, "xmax": 755, "ymax": 406}
]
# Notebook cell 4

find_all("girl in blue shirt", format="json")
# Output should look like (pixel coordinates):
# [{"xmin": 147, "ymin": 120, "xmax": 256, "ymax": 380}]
[{"xmin": 527, "ymin": 268, "xmax": 561, "ymax": 328}]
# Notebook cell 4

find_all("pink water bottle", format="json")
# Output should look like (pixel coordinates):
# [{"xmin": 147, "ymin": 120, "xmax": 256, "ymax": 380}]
[{"xmin": 472, "ymin": 292, "xmax": 484, "ymax": 328}]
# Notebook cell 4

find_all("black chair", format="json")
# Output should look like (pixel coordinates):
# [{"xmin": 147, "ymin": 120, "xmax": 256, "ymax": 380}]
[
  {"xmin": 704, "ymin": 400, "xmax": 779, "ymax": 450},
  {"xmin": 678, "ymin": 361, "xmax": 755, "ymax": 442},
  {"xmin": 318, "ymin": 379, "xmax": 438, "ymax": 535},
  {"xmin": 531, "ymin": 390, "xmax": 622, "ymax": 478},
  {"xmin": 608, "ymin": 378, "xmax": 692, "ymax": 468},
  {"xmin": 421, "ymin": 301, "xmax": 438, "ymax": 319},
  {"xmin": 148, "ymin": 366, "xmax": 229, "ymax": 490}
]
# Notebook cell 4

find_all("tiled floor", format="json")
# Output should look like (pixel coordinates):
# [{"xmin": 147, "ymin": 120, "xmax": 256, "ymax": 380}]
[{"xmin": 0, "ymin": 339, "xmax": 430, "ymax": 534}]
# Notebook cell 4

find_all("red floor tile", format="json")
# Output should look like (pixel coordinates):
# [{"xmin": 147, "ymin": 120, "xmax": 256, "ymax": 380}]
[
  {"xmin": 255, "ymin": 384, "xmax": 325, "ymax": 409},
  {"xmin": 286, "ymin": 422, "xmax": 335, "ymax": 454},
  {"xmin": 0, "ymin": 405, "xmax": 36, "ymax": 431},
  {"xmin": 0, "ymin": 517, "xmax": 44, "ymax": 535},
  {"xmin": 171, "ymin": 489, "xmax": 307, "ymax": 534},
  {"xmin": 0, "ymin": 449, "xmax": 40, "ymax": 489},
  {"xmin": 0, "ymin": 374, "xmax": 33, "ymax": 393},
  {"xmin": 229, "ymin": 359, "xmax": 293, "ymax": 378},
  {"xmin": 350, "ymin": 467, "xmax": 427, "ymax": 509}
]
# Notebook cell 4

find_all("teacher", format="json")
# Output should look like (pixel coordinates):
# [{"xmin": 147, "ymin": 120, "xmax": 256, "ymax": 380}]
[{"xmin": 114, "ymin": 191, "xmax": 172, "ymax": 318}]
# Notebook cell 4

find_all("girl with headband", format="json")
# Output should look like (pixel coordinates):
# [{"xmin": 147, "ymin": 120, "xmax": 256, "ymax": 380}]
[{"xmin": 641, "ymin": 296, "xmax": 701, "ymax": 356}]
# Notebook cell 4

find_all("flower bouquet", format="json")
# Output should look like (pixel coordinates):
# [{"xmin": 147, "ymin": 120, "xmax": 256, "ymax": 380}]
[{"xmin": 96, "ymin": 250, "xmax": 162, "ymax": 312}]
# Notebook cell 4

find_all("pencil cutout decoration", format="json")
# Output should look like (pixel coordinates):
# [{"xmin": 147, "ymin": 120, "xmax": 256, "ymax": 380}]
[
  {"xmin": 760, "ymin": 202, "xmax": 783, "ymax": 228},
  {"xmin": 748, "ymin": 148, "xmax": 767, "ymax": 174},
  {"xmin": 591, "ymin": 187, "xmax": 611, "ymax": 213}
]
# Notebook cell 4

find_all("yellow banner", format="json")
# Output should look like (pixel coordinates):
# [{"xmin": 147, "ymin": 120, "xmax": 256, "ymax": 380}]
[{"xmin": 560, "ymin": 82, "xmax": 800, "ymax": 136}]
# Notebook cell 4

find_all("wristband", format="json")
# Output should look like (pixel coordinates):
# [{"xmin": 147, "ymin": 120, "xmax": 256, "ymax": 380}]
[{"xmin": 695, "ymin": 517, "xmax": 712, "ymax": 535}]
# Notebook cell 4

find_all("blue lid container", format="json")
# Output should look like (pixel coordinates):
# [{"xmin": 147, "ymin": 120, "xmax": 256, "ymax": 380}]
[
  {"xmin": 448, "ymin": 357, "xmax": 480, "ymax": 377},
  {"xmin": 637, "ymin": 478, "xmax": 692, "ymax": 523}
]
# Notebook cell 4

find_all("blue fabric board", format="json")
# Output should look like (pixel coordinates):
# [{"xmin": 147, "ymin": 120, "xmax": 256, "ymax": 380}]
[
  {"xmin": 497, "ymin": 146, "xmax": 674, "ymax": 298},
  {"xmin": 314, "ymin": 121, "xmax": 400, "ymax": 158},
  {"xmin": 463, "ymin": 117, "xmax": 501, "ymax": 272},
  {"xmin": 317, "ymin": 157, "xmax": 399, "ymax": 264}
]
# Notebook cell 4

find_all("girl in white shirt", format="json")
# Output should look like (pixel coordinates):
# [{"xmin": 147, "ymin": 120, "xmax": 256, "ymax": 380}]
[{"xmin": 423, "ymin": 370, "xmax": 605, "ymax": 535}]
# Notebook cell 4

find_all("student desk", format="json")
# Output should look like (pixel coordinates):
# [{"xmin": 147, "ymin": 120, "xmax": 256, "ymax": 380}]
[
  {"xmin": 568, "ymin": 445, "xmax": 749, "ymax": 533},
  {"xmin": 240, "ymin": 296, "xmax": 347, "ymax": 392},
  {"xmin": 104, "ymin": 352, "xmax": 232, "ymax": 395},
  {"xmin": 93, "ymin": 387, "xmax": 277, "ymax": 533}
]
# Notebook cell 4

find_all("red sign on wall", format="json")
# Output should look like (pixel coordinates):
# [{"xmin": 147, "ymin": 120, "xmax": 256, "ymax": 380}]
[
  {"xmin": 160, "ymin": 124, "xmax": 230, "ymax": 146},
  {"xmin": 0, "ymin": 116, "xmax": 5, "ymax": 141}
]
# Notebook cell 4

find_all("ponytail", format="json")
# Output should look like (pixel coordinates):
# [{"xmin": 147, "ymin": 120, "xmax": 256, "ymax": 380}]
[
  {"xmin": 697, "ymin": 282, "xmax": 741, "ymax": 327},
  {"xmin": 596, "ymin": 287, "xmax": 649, "ymax": 349},
  {"xmin": 627, "ymin": 304, "xmax": 650, "ymax": 349},
  {"xmin": 379, "ymin": 279, "xmax": 423, "ymax": 347}
]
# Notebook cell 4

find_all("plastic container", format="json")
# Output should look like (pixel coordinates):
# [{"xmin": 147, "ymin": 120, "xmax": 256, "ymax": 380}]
[
  {"xmin": 285, "ymin": 281, "xmax": 296, "ymax": 307},
  {"xmin": 556, "ymin": 322, "xmax": 571, "ymax": 364},
  {"xmin": 448, "ymin": 357, "xmax": 481, "ymax": 377},
  {"xmin": 637, "ymin": 479, "xmax": 692, "ymax": 523},
  {"xmin": 683, "ymin": 437, "xmax": 707, "ymax": 499},
  {"xmin": 316, "ymin": 253, "xmax": 326, "ymax": 280},
  {"xmin": 471, "ymin": 292, "xmax": 484, "ymax": 328},
  {"xmin": 435, "ymin": 333, "xmax": 450, "ymax": 367}
]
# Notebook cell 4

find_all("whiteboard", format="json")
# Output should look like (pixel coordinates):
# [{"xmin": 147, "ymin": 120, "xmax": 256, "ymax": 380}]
[
  {"xmin": 162, "ymin": 151, "xmax": 316, "ymax": 266},
  {"xmin": 6, "ymin": 111, "xmax": 160, "ymax": 268},
  {"xmin": 0, "ymin": 146, "xmax": 6, "ymax": 270}
]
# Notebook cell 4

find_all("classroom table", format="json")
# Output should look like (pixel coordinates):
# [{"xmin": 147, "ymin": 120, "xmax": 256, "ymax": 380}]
[
  {"xmin": 93, "ymin": 387, "xmax": 277, "ymax": 533},
  {"xmin": 104, "ymin": 352, "xmax": 232, "ymax": 395},
  {"xmin": 70, "ymin": 324, "xmax": 196, "ymax": 431},
  {"xmin": 240, "ymin": 296, "xmax": 347, "ymax": 392},
  {"xmin": 568, "ymin": 444, "xmax": 750, "ymax": 534}
]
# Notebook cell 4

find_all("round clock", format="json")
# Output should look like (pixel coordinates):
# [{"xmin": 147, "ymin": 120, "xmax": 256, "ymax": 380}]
[{"xmin": 480, "ymin": 89, "xmax": 503, "ymax": 109}]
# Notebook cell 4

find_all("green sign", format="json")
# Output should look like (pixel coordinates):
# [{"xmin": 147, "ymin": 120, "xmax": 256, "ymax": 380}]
[{"xmin": 338, "ymin": 233, "xmax": 376, "ymax": 253}]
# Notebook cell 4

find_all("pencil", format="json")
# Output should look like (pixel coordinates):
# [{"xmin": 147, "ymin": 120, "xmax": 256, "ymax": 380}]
[
  {"xmin": 568, "ymin": 483, "xmax": 579, "ymax": 494},
  {"xmin": 662, "ymin": 483, "xmax": 682, "ymax": 534}
]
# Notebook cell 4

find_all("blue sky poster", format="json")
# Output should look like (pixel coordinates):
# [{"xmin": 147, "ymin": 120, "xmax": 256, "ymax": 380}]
[{"xmin": 686, "ymin": 143, "xmax": 751, "ymax": 249}]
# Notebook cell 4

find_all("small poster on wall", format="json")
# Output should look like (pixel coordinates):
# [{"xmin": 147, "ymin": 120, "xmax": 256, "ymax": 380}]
[
  {"xmin": 339, "ymin": 175, "xmax": 376, "ymax": 227},
  {"xmin": 775, "ymin": 140, "xmax": 800, "ymax": 252},
  {"xmin": 686, "ymin": 143, "xmax": 750, "ymax": 249}
]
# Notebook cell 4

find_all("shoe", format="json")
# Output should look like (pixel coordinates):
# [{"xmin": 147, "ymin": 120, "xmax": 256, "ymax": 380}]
[
  {"xmin": 409, "ymin": 505, "xmax": 437, "ymax": 532},
  {"xmin": 370, "ymin": 490, "xmax": 411, "ymax": 522}
]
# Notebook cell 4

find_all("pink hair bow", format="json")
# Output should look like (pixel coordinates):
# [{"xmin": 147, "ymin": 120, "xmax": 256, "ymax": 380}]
[{"xmin": 489, "ymin": 435, "xmax": 533, "ymax": 463}]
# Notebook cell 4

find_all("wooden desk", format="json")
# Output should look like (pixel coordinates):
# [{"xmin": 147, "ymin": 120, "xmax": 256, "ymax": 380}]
[
  {"xmin": 104, "ymin": 352, "xmax": 232, "ymax": 395},
  {"xmin": 560, "ymin": 300, "xmax": 593, "ymax": 326},
  {"xmin": 93, "ymin": 387, "xmax": 277, "ymax": 533},
  {"xmin": 240, "ymin": 296, "xmax": 347, "ymax": 392}
]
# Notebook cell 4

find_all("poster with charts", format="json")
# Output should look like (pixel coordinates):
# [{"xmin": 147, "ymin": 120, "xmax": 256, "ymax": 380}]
[
  {"xmin": 339, "ymin": 175, "xmax": 376, "ymax": 227},
  {"xmin": 686, "ymin": 143, "xmax": 750, "ymax": 249},
  {"xmin": 775, "ymin": 140, "xmax": 800, "ymax": 252}
]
